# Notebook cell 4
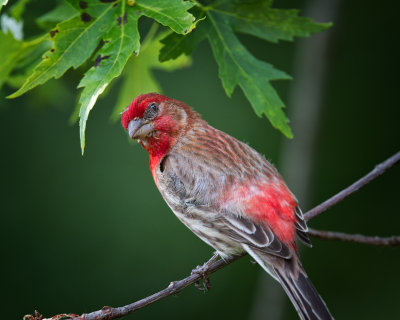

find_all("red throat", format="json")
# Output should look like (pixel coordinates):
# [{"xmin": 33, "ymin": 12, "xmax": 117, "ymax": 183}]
[
  {"xmin": 145, "ymin": 134, "xmax": 173, "ymax": 172},
  {"xmin": 121, "ymin": 94, "xmax": 177, "ymax": 171},
  {"xmin": 147, "ymin": 114, "xmax": 178, "ymax": 171}
]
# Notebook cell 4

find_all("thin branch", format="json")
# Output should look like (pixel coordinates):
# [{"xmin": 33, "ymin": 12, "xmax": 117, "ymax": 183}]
[
  {"xmin": 307, "ymin": 228, "xmax": 400, "ymax": 246},
  {"xmin": 304, "ymin": 151, "xmax": 400, "ymax": 221},
  {"xmin": 24, "ymin": 151, "xmax": 400, "ymax": 320},
  {"xmin": 24, "ymin": 255, "xmax": 245, "ymax": 320}
]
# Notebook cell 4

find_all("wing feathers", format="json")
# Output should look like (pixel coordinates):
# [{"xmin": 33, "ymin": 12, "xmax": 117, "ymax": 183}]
[
  {"xmin": 295, "ymin": 207, "xmax": 312, "ymax": 247},
  {"xmin": 226, "ymin": 214, "xmax": 257, "ymax": 234},
  {"xmin": 224, "ymin": 215, "xmax": 292, "ymax": 259}
]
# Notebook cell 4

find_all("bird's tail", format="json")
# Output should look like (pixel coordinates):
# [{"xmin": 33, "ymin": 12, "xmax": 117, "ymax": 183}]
[
  {"xmin": 272, "ymin": 264, "xmax": 334, "ymax": 320},
  {"xmin": 244, "ymin": 246, "xmax": 333, "ymax": 320}
]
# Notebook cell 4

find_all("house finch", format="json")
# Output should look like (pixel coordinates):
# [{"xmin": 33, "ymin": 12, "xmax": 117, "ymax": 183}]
[{"xmin": 121, "ymin": 93, "xmax": 333, "ymax": 320}]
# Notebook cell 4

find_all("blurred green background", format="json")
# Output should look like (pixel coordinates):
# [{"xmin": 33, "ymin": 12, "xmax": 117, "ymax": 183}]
[{"xmin": 1, "ymin": 0, "xmax": 399, "ymax": 319}]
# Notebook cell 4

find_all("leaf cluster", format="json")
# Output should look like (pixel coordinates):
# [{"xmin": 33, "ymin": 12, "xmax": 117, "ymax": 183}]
[{"xmin": 0, "ymin": 0, "xmax": 331, "ymax": 153}]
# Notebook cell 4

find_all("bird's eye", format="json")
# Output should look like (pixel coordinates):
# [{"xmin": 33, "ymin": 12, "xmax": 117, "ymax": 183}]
[{"xmin": 145, "ymin": 103, "xmax": 159, "ymax": 119}]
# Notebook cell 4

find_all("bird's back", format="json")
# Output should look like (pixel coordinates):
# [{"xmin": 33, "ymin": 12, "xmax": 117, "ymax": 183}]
[{"xmin": 154, "ymin": 120, "xmax": 280, "ymax": 209}]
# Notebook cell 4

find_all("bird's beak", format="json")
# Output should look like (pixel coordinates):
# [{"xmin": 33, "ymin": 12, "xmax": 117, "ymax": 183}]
[{"xmin": 128, "ymin": 118, "xmax": 154, "ymax": 140}]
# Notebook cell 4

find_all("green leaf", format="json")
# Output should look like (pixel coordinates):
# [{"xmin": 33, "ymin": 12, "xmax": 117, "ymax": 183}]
[
  {"xmin": 8, "ymin": 0, "xmax": 118, "ymax": 99},
  {"xmin": 157, "ymin": 0, "xmax": 330, "ymax": 137},
  {"xmin": 36, "ymin": 1, "xmax": 79, "ymax": 29},
  {"xmin": 215, "ymin": 0, "xmax": 331, "ymax": 43},
  {"xmin": 112, "ymin": 31, "xmax": 191, "ymax": 120},
  {"xmin": 136, "ymin": 0, "xmax": 195, "ymax": 34},
  {"xmin": 0, "ymin": 32, "xmax": 24, "ymax": 89},
  {"xmin": 4, "ymin": 40, "xmax": 52, "ymax": 89},
  {"xmin": 112, "ymin": 57, "xmax": 161, "ymax": 122},
  {"xmin": 0, "ymin": 32, "xmax": 48, "ymax": 90},
  {"xmin": 207, "ymin": 11, "xmax": 293, "ymax": 137},
  {"xmin": 159, "ymin": 20, "xmax": 207, "ymax": 61},
  {"xmin": 78, "ymin": 3, "xmax": 141, "ymax": 154},
  {"xmin": 1, "ymin": 0, "xmax": 9, "ymax": 11},
  {"xmin": 9, "ymin": 0, "xmax": 30, "ymax": 21}
]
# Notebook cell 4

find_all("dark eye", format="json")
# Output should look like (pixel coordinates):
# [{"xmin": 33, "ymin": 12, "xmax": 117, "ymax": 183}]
[{"xmin": 144, "ymin": 103, "xmax": 159, "ymax": 119}]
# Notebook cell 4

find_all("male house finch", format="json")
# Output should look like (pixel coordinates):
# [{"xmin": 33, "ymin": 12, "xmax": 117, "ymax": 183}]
[{"xmin": 121, "ymin": 93, "xmax": 333, "ymax": 320}]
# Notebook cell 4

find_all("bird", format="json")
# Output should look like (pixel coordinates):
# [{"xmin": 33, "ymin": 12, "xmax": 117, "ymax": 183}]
[{"xmin": 121, "ymin": 93, "xmax": 333, "ymax": 320}]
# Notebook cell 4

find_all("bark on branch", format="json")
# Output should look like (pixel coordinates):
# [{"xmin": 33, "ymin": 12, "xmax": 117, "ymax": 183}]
[
  {"xmin": 308, "ymin": 228, "xmax": 400, "ymax": 246},
  {"xmin": 24, "ymin": 151, "xmax": 400, "ymax": 320},
  {"xmin": 304, "ymin": 151, "xmax": 400, "ymax": 221}
]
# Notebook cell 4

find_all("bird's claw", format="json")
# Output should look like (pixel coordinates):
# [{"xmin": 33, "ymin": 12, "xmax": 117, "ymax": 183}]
[
  {"xmin": 191, "ymin": 253, "xmax": 219, "ymax": 291},
  {"xmin": 191, "ymin": 264, "xmax": 212, "ymax": 291}
]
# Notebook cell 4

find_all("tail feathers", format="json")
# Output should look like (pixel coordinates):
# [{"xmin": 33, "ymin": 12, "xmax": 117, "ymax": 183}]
[
  {"xmin": 273, "ymin": 267, "xmax": 334, "ymax": 320},
  {"xmin": 241, "ymin": 244, "xmax": 333, "ymax": 320}
]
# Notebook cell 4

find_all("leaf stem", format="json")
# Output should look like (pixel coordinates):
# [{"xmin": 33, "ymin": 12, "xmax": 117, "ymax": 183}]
[{"xmin": 192, "ymin": 0, "xmax": 205, "ymax": 8}]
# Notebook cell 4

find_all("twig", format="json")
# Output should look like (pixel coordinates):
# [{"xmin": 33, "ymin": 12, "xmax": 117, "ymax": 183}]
[
  {"xmin": 304, "ymin": 151, "xmax": 400, "ymax": 221},
  {"xmin": 307, "ymin": 228, "xmax": 400, "ymax": 246},
  {"xmin": 25, "ymin": 152, "xmax": 400, "ymax": 320},
  {"xmin": 25, "ymin": 255, "xmax": 244, "ymax": 320}
]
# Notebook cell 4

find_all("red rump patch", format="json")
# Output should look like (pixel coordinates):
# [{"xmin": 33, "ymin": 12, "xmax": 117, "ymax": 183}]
[
  {"xmin": 226, "ymin": 181, "xmax": 297, "ymax": 245},
  {"xmin": 121, "ymin": 93, "xmax": 169, "ymax": 129}
]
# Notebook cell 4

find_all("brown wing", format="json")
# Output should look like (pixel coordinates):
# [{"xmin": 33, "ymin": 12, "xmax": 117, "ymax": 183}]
[
  {"xmin": 223, "ymin": 214, "xmax": 293, "ymax": 259},
  {"xmin": 222, "ymin": 206, "xmax": 312, "ymax": 260},
  {"xmin": 294, "ymin": 207, "xmax": 312, "ymax": 247}
]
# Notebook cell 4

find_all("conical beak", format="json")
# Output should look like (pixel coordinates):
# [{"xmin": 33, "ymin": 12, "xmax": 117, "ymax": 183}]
[{"xmin": 128, "ymin": 118, "xmax": 154, "ymax": 140}]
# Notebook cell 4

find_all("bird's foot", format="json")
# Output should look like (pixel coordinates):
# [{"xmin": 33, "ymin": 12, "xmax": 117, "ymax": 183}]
[
  {"xmin": 191, "ymin": 264, "xmax": 212, "ymax": 291},
  {"xmin": 191, "ymin": 253, "xmax": 219, "ymax": 292}
]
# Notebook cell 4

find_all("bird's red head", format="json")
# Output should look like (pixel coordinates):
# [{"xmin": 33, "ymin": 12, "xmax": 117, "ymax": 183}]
[
  {"xmin": 121, "ymin": 93, "xmax": 197, "ymax": 170},
  {"xmin": 121, "ymin": 93, "xmax": 168, "ymax": 130}
]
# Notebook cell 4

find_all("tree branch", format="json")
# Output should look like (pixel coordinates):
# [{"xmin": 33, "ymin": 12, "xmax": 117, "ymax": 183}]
[
  {"xmin": 23, "ymin": 255, "xmax": 245, "ymax": 320},
  {"xmin": 24, "ymin": 151, "xmax": 400, "ymax": 320},
  {"xmin": 304, "ymin": 151, "xmax": 400, "ymax": 221},
  {"xmin": 308, "ymin": 228, "xmax": 400, "ymax": 246}
]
